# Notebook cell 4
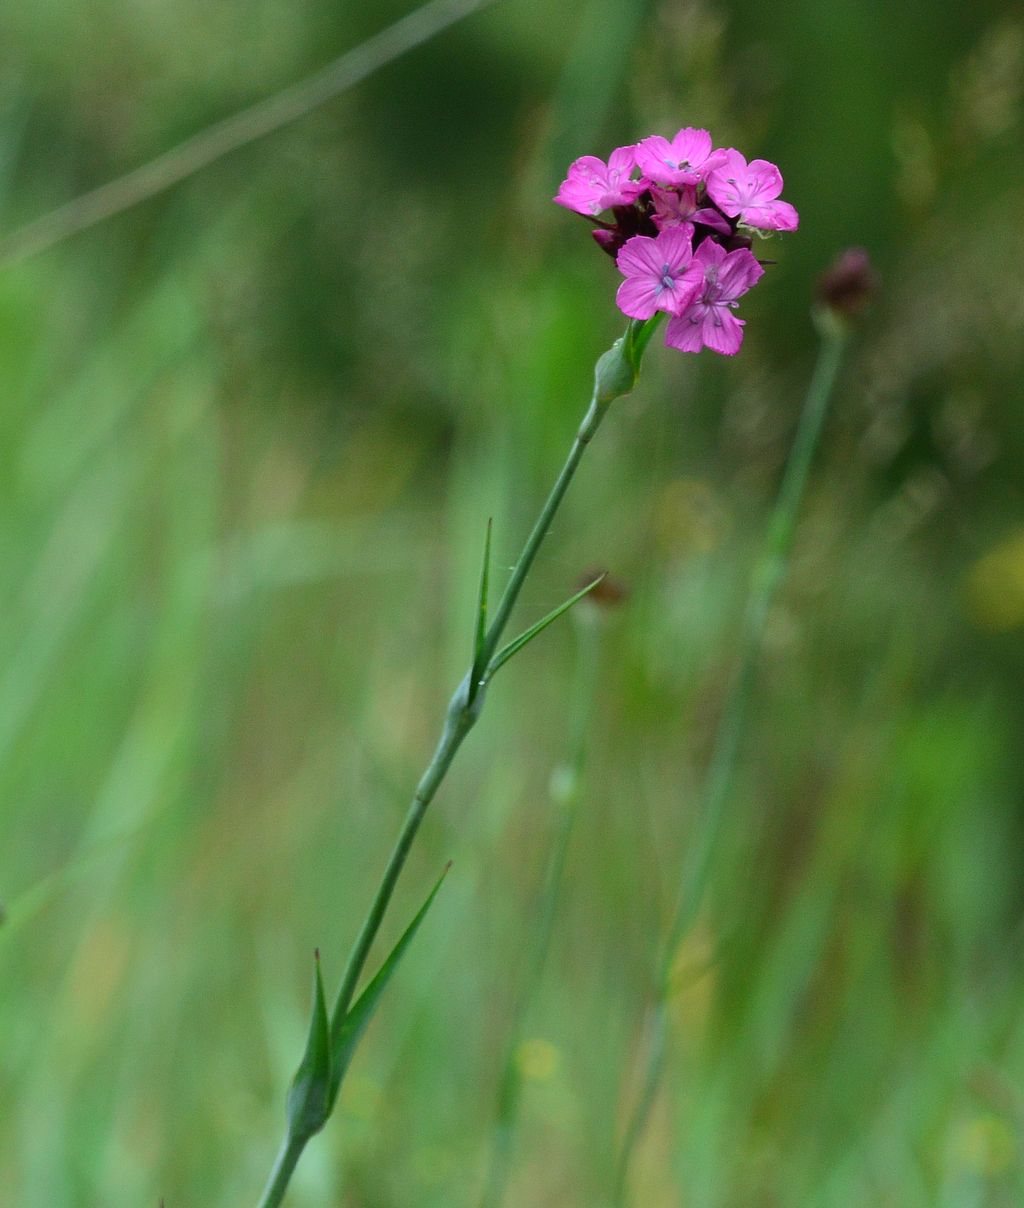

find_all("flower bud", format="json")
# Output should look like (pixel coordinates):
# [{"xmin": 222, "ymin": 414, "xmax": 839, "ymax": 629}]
[
  {"xmin": 816, "ymin": 247, "xmax": 878, "ymax": 323},
  {"xmin": 593, "ymin": 338, "xmax": 637, "ymax": 404}
]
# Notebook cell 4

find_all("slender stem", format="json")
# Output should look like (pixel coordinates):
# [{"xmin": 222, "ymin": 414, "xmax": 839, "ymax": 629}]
[
  {"xmin": 480, "ymin": 616, "xmax": 602, "ymax": 1208},
  {"xmin": 330, "ymin": 707, "xmax": 473, "ymax": 1031},
  {"xmin": 331, "ymin": 388, "xmax": 612, "ymax": 1035},
  {"xmin": 611, "ymin": 328, "xmax": 847, "ymax": 1205},
  {"xmin": 481, "ymin": 395, "xmax": 607, "ymax": 668},
  {"xmin": 255, "ymin": 328, "xmax": 631, "ymax": 1207},
  {"xmin": 256, "ymin": 1135, "xmax": 308, "ymax": 1208}
]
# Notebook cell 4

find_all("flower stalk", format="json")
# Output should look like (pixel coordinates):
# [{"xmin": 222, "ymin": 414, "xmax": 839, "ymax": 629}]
[{"xmin": 254, "ymin": 317, "xmax": 658, "ymax": 1208}]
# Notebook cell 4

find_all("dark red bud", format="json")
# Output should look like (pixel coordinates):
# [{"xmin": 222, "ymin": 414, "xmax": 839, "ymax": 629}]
[{"xmin": 817, "ymin": 247, "xmax": 878, "ymax": 319}]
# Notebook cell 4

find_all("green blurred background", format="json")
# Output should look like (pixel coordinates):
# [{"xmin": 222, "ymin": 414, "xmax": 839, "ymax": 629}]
[{"xmin": 1, "ymin": 0, "xmax": 1023, "ymax": 1203}]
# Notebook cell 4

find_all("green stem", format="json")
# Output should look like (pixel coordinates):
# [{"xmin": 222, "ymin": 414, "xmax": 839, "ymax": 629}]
[
  {"xmin": 480, "ymin": 616, "xmax": 602, "ymax": 1208},
  {"xmin": 329, "ymin": 385, "xmax": 616, "ymax": 1040},
  {"xmin": 480, "ymin": 396, "xmax": 607, "ymax": 668},
  {"xmin": 255, "ymin": 320, "xmax": 650, "ymax": 1208},
  {"xmin": 256, "ymin": 1135, "xmax": 308, "ymax": 1208},
  {"xmin": 611, "ymin": 328, "xmax": 847, "ymax": 1205}
]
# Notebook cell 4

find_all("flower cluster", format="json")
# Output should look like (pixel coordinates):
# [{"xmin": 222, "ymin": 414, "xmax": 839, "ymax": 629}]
[{"xmin": 554, "ymin": 128, "xmax": 798, "ymax": 356}]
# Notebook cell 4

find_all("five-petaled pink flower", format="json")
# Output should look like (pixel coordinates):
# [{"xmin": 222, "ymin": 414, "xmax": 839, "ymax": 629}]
[
  {"xmin": 665, "ymin": 241, "xmax": 765, "ymax": 355},
  {"xmin": 615, "ymin": 228, "xmax": 704, "ymax": 320},
  {"xmin": 706, "ymin": 149, "xmax": 799, "ymax": 232},
  {"xmin": 634, "ymin": 128, "xmax": 724, "ymax": 187},
  {"xmin": 554, "ymin": 146, "xmax": 646, "ymax": 217}
]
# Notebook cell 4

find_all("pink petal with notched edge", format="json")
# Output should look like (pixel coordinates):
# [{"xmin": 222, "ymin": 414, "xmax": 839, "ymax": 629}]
[
  {"xmin": 615, "ymin": 229, "xmax": 691, "ymax": 279},
  {"xmin": 607, "ymin": 144, "xmax": 638, "ymax": 176},
  {"xmin": 742, "ymin": 201, "xmax": 799, "ymax": 232},
  {"xmin": 743, "ymin": 158, "xmax": 784, "ymax": 202},
  {"xmin": 616, "ymin": 234, "xmax": 665, "ymax": 278},
  {"xmin": 692, "ymin": 237, "xmax": 727, "ymax": 273},
  {"xmin": 692, "ymin": 207, "xmax": 733, "ymax": 235},
  {"xmin": 635, "ymin": 127, "xmax": 718, "ymax": 186},
  {"xmin": 716, "ymin": 248, "xmax": 765, "ymax": 300},
  {"xmin": 700, "ymin": 308, "xmax": 745, "ymax": 355},
  {"xmin": 616, "ymin": 275, "xmax": 664, "ymax": 319},
  {"xmin": 665, "ymin": 307, "xmax": 704, "ymax": 353}
]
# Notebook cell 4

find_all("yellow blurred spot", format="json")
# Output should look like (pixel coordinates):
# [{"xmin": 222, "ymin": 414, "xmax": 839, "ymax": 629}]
[
  {"xmin": 64, "ymin": 918, "xmax": 131, "ymax": 1039},
  {"xmin": 965, "ymin": 529, "xmax": 1024, "ymax": 630},
  {"xmin": 665, "ymin": 924, "xmax": 716, "ymax": 1035},
  {"xmin": 892, "ymin": 113, "xmax": 937, "ymax": 210},
  {"xmin": 515, "ymin": 1037, "xmax": 561, "ymax": 1082},
  {"xmin": 955, "ymin": 1114, "xmax": 1016, "ymax": 1176},
  {"xmin": 654, "ymin": 478, "xmax": 727, "ymax": 556}
]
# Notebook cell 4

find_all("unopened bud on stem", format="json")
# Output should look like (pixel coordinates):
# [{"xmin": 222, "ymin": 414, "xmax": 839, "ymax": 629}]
[{"xmin": 814, "ymin": 247, "xmax": 878, "ymax": 335}]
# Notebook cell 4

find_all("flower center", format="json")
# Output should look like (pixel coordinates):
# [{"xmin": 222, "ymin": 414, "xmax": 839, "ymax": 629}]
[{"xmin": 659, "ymin": 263, "xmax": 675, "ymax": 290}]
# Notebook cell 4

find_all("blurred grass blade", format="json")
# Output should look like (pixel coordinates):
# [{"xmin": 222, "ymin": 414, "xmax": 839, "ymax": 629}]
[
  {"xmin": 0, "ymin": 0, "xmax": 504, "ymax": 267},
  {"xmin": 469, "ymin": 519, "xmax": 494, "ymax": 703},
  {"xmin": 487, "ymin": 574, "xmax": 605, "ymax": 678},
  {"xmin": 286, "ymin": 951, "xmax": 332, "ymax": 1141},
  {"xmin": 328, "ymin": 863, "xmax": 451, "ymax": 1106}
]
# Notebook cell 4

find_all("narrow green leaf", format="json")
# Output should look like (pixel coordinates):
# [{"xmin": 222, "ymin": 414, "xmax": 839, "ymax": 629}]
[
  {"xmin": 625, "ymin": 313, "xmax": 664, "ymax": 370},
  {"xmin": 286, "ymin": 949, "xmax": 332, "ymax": 1141},
  {"xmin": 328, "ymin": 863, "xmax": 451, "ymax": 1106},
  {"xmin": 486, "ymin": 574, "xmax": 605, "ymax": 679},
  {"xmin": 483, "ymin": 572, "xmax": 603, "ymax": 686},
  {"xmin": 469, "ymin": 519, "xmax": 493, "ymax": 702}
]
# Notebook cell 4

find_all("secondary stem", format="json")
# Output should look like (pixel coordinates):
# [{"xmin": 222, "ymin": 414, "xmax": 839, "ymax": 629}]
[{"xmin": 611, "ymin": 327, "xmax": 847, "ymax": 1205}]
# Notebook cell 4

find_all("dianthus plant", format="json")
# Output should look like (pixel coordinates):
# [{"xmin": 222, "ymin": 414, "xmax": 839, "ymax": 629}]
[
  {"xmin": 556, "ymin": 126, "xmax": 799, "ymax": 355},
  {"xmin": 255, "ymin": 127, "xmax": 803, "ymax": 1208}
]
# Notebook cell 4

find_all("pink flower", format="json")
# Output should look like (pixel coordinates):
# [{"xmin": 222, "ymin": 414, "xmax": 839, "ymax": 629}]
[
  {"xmin": 665, "ymin": 241, "xmax": 764, "ymax": 355},
  {"xmin": 705, "ymin": 150, "xmax": 799, "ymax": 232},
  {"xmin": 554, "ymin": 146, "xmax": 646, "ymax": 217},
  {"xmin": 615, "ymin": 227, "xmax": 705, "ymax": 318},
  {"xmin": 650, "ymin": 186, "xmax": 732, "ymax": 236},
  {"xmin": 615, "ymin": 228, "xmax": 703, "ymax": 320},
  {"xmin": 634, "ymin": 128, "xmax": 724, "ymax": 187}
]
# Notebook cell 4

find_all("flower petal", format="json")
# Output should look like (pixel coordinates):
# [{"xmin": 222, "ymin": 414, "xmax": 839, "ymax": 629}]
[
  {"xmin": 716, "ymin": 248, "xmax": 765, "ymax": 300},
  {"xmin": 615, "ymin": 275, "xmax": 663, "ymax": 320},
  {"xmin": 636, "ymin": 129, "xmax": 716, "ymax": 186},
  {"xmin": 692, "ymin": 207, "xmax": 733, "ymax": 235},
  {"xmin": 669, "ymin": 127, "xmax": 713, "ymax": 167},
  {"xmin": 742, "ymin": 201, "xmax": 799, "ymax": 232},
  {"xmin": 693, "ymin": 237, "xmax": 728, "ymax": 273},
  {"xmin": 701, "ymin": 307, "xmax": 745, "ymax": 355},
  {"xmin": 608, "ymin": 144, "xmax": 638, "ymax": 176},
  {"xmin": 616, "ymin": 234, "xmax": 667, "ymax": 278},
  {"xmin": 656, "ymin": 225, "xmax": 696, "ymax": 270},
  {"xmin": 664, "ymin": 304, "xmax": 708, "ymax": 353},
  {"xmin": 745, "ymin": 159, "xmax": 784, "ymax": 203}
]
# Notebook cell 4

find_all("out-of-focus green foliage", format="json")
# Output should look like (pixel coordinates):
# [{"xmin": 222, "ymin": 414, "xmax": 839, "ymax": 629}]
[{"xmin": 0, "ymin": 0, "xmax": 1022, "ymax": 1204}]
